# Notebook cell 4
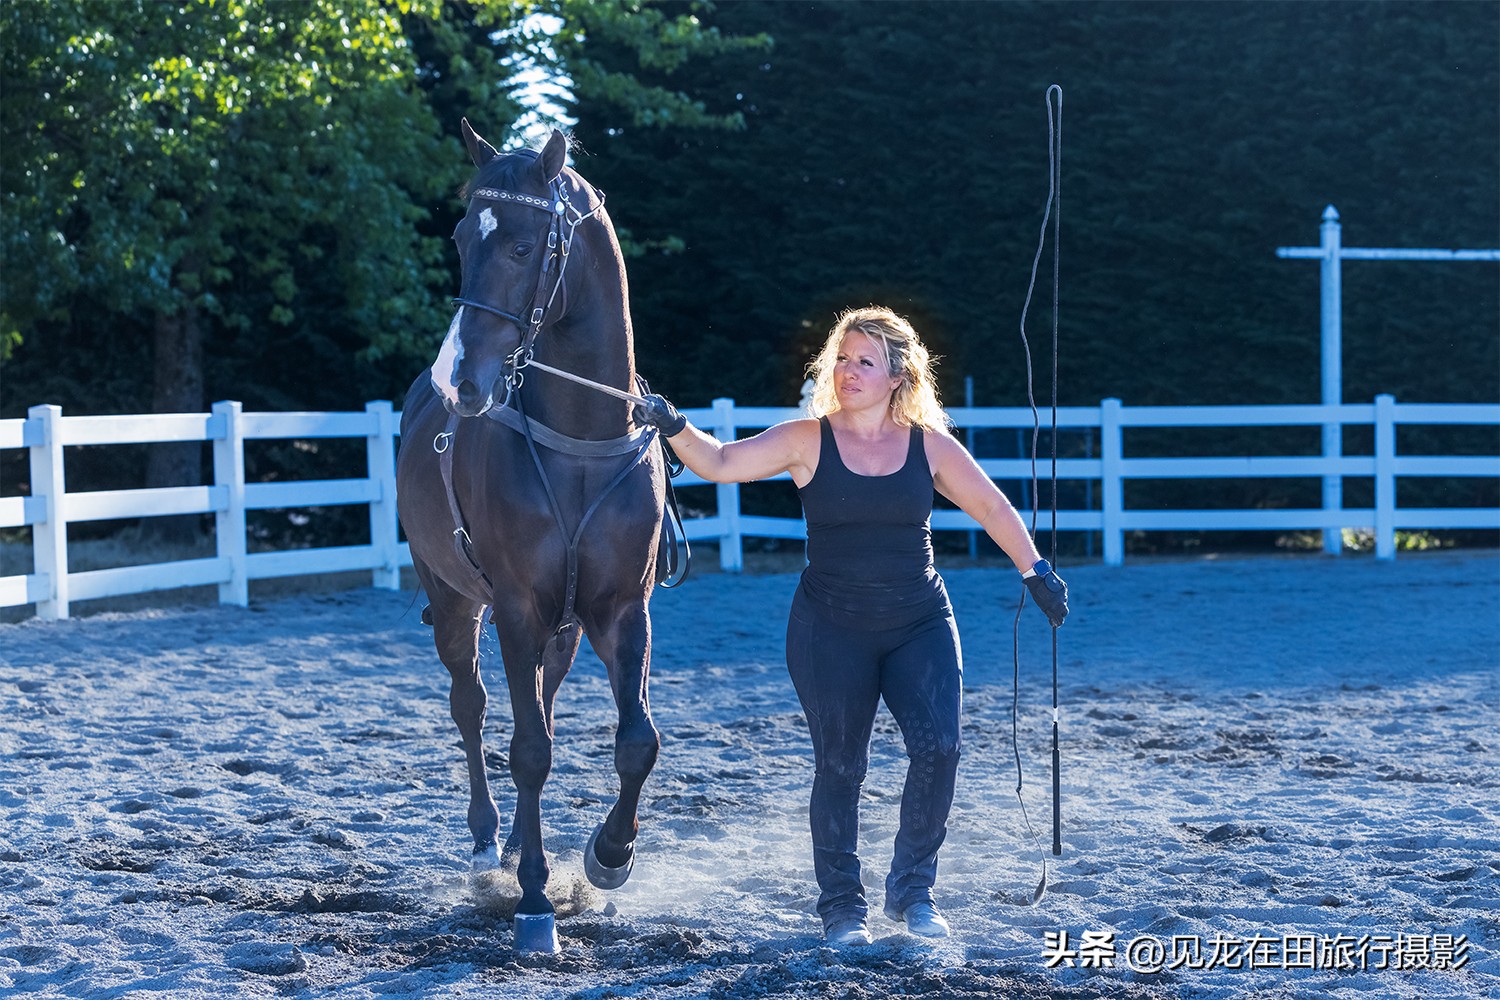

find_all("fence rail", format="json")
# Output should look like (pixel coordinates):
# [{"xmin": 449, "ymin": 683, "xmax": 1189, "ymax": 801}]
[{"xmin": 2, "ymin": 395, "xmax": 1496, "ymax": 619}]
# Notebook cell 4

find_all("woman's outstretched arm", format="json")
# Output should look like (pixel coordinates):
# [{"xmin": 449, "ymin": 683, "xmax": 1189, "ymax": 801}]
[{"xmin": 637, "ymin": 394, "xmax": 817, "ymax": 485}]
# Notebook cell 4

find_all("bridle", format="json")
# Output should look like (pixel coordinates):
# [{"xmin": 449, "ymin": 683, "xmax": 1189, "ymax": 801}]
[
  {"xmin": 432, "ymin": 158, "xmax": 690, "ymax": 634},
  {"xmin": 450, "ymin": 167, "xmax": 608, "ymax": 409}
]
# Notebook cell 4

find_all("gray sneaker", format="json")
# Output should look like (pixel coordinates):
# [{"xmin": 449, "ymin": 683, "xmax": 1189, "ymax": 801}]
[
  {"xmin": 824, "ymin": 917, "xmax": 873, "ymax": 946},
  {"xmin": 887, "ymin": 900, "xmax": 950, "ymax": 939}
]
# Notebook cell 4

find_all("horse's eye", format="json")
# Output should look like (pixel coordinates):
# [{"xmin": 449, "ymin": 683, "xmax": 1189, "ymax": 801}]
[{"xmin": 513, "ymin": 242, "xmax": 534, "ymax": 258}]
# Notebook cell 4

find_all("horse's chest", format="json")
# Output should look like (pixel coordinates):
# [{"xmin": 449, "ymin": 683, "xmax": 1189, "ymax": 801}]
[{"xmin": 477, "ymin": 446, "xmax": 657, "ymax": 551}]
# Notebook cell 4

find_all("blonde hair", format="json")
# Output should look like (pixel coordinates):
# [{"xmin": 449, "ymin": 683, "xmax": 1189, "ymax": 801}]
[{"xmin": 806, "ymin": 306, "xmax": 952, "ymax": 431}]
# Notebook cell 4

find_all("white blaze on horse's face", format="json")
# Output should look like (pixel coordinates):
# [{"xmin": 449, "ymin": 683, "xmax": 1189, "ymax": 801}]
[
  {"xmin": 478, "ymin": 208, "xmax": 498, "ymax": 240},
  {"xmin": 430, "ymin": 308, "xmax": 465, "ymax": 406}
]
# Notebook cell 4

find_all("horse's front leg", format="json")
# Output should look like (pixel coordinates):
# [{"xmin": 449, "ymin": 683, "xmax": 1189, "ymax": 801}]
[
  {"xmin": 423, "ymin": 582, "xmax": 503, "ymax": 867},
  {"xmin": 582, "ymin": 603, "xmax": 660, "ymax": 888},
  {"xmin": 500, "ymin": 626, "xmax": 581, "ymax": 871},
  {"xmin": 494, "ymin": 618, "xmax": 564, "ymax": 952}
]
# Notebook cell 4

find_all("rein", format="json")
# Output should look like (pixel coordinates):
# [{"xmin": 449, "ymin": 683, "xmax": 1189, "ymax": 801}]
[{"xmin": 523, "ymin": 357, "xmax": 650, "ymax": 407}]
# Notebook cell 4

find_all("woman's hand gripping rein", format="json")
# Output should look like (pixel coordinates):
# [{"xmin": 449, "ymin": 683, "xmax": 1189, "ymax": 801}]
[{"xmin": 633, "ymin": 394, "xmax": 687, "ymax": 437}]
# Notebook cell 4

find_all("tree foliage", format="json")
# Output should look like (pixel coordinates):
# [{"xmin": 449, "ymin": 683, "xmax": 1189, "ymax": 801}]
[
  {"xmin": 0, "ymin": 0, "xmax": 758, "ymax": 416},
  {"xmin": 2, "ymin": 1, "xmax": 1494, "ymax": 551},
  {"xmin": 2, "ymin": 0, "xmax": 462, "ymax": 419},
  {"xmin": 570, "ymin": 1, "xmax": 1499, "ymax": 413}
]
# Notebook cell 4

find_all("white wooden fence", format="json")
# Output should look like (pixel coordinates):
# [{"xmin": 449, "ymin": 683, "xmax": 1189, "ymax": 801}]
[
  {"xmin": 2, "ymin": 396, "xmax": 1496, "ymax": 619},
  {"xmin": 2, "ymin": 401, "xmax": 402, "ymax": 621}
]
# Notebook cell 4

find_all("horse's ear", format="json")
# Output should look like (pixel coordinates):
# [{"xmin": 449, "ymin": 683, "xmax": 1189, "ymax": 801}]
[
  {"xmin": 461, "ymin": 118, "xmax": 499, "ymax": 167},
  {"xmin": 538, "ymin": 128, "xmax": 568, "ymax": 182}
]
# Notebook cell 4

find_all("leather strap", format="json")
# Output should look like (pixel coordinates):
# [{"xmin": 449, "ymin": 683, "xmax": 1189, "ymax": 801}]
[
  {"xmin": 484, "ymin": 400, "xmax": 652, "ymax": 457},
  {"xmin": 436, "ymin": 413, "xmax": 493, "ymax": 592},
  {"xmin": 514, "ymin": 389, "xmax": 659, "ymax": 639}
]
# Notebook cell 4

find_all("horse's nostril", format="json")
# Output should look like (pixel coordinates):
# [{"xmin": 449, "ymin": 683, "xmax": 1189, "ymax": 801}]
[{"xmin": 454, "ymin": 378, "xmax": 494, "ymax": 416}]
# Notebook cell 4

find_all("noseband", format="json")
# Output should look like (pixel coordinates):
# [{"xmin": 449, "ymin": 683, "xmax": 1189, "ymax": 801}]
[{"xmin": 451, "ymin": 171, "xmax": 607, "ymax": 407}]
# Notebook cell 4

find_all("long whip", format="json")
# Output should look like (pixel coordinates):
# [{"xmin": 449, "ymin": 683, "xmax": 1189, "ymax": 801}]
[
  {"xmin": 1046, "ymin": 83, "xmax": 1062, "ymax": 861},
  {"xmin": 1012, "ymin": 83, "xmax": 1064, "ymax": 904}
]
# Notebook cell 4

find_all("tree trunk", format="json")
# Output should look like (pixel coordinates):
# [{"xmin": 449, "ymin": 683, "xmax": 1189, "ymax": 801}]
[{"xmin": 145, "ymin": 301, "xmax": 206, "ymax": 544}]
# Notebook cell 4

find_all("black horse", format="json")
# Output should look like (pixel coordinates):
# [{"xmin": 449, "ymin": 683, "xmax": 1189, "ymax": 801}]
[{"xmin": 397, "ymin": 123, "xmax": 669, "ymax": 953}]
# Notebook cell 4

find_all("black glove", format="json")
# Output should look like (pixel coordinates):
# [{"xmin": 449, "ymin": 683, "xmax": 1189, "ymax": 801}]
[
  {"xmin": 1024, "ymin": 558, "xmax": 1069, "ymax": 627},
  {"xmin": 633, "ymin": 393, "xmax": 687, "ymax": 437}
]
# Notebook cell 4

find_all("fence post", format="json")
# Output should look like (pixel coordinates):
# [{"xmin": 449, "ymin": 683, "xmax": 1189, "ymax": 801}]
[
  {"xmin": 1319, "ymin": 205, "xmax": 1344, "ymax": 554},
  {"xmin": 29, "ymin": 404, "xmax": 68, "ymax": 619},
  {"xmin": 1100, "ymin": 397, "xmax": 1124, "ymax": 566},
  {"xmin": 366, "ymin": 400, "xmax": 401, "ymax": 590},
  {"xmin": 213, "ymin": 400, "xmax": 248, "ymax": 606},
  {"xmin": 712, "ymin": 397, "xmax": 742, "ymax": 572},
  {"xmin": 1373, "ymin": 393, "xmax": 1396, "ymax": 560}
]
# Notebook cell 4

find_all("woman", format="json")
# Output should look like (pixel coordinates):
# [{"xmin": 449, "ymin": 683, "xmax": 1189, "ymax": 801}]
[{"xmin": 636, "ymin": 306, "xmax": 1069, "ymax": 945}]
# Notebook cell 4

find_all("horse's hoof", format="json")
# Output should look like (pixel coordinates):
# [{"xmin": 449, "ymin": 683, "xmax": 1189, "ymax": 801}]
[
  {"xmin": 513, "ymin": 911, "xmax": 560, "ymax": 953},
  {"xmin": 471, "ymin": 840, "xmax": 502, "ymax": 872},
  {"xmin": 583, "ymin": 823, "xmax": 634, "ymax": 890}
]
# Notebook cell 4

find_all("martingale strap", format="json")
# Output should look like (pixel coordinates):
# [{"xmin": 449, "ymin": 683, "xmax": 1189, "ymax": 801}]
[
  {"xmin": 434, "ymin": 392, "xmax": 685, "ymax": 640},
  {"xmin": 513, "ymin": 388, "xmax": 659, "ymax": 641},
  {"xmin": 484, "ymin": 402, "xmax": 652, "ymax": 457}
]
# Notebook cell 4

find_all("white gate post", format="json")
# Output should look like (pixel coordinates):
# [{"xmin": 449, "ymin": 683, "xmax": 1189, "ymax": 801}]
[
  {"xmin": 212, "ymin": 400, "xmax": 248, "ymax": 606},
  {"xmin": 1100, "ymin": 397, "xmax": 1124, "ymax": 566},
  {"xmin": 1319, "ymin": 205, "xmax": 1344, "ymax": 554},
  {"xmin": 1277, "ymin": 207, "xmax": 1500, "ymax": 554},
  {"xmin": 29, "ymin": 404, "xmax": 68, "ymax": 620},
  {"xmin": 366, "ymin": 400, "xmax": 401, "ymax": 590},
  {"xmin": 1373, "ymin": 393, "xmax": 1397, "ymax": 560},
  {"xmin": 712, "ymin": 397, "xmax": 742, "ymax": 572}
]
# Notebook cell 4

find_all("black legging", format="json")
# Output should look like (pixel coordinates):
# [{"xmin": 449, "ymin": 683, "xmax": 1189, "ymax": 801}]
[{"xmin": 784, "ymin": 586, "xmax": 963, "ymax": 928}]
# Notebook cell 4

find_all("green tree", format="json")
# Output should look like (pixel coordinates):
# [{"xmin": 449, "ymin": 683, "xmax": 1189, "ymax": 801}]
[
  {"xmin": 1, "ymin": 0, "xmax": 762, "ymax": 503},
  {"xmin": 572, "ymin": 1, "xmax": 1498, "ymax": 412},
  {"xmin": 567, "ymin": 1, "xmax": 1496, "ymax": 552},
  {"xmin": 2, "ymin": 0, "xmax": 470, "ymax": 511}
]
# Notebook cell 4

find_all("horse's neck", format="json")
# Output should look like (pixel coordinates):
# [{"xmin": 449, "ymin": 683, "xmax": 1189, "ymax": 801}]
[
  {"xmin": 525, "ymin": 199, "xmax": 637, "ymax": 441},
  {"xmin": 526, "ymin": 315, "xmax": 636, "ymax": 440}
]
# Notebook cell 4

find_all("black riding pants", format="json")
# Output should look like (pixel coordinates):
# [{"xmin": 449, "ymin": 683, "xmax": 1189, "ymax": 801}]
[{"xmin": 784, "ymin": 586, "xmax": 963, "ymax": 928}]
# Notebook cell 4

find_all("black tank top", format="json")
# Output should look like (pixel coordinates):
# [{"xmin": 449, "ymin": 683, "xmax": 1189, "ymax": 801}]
[{"xmin": 796, "ymin": 416, "xmax": 950, "ymax": 630}]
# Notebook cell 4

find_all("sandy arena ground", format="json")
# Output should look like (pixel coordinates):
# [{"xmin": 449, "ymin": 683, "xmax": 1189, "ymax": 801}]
[{"xmin": 1, "ymin": 549, "xmax": 1496, "ymax": 998}]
